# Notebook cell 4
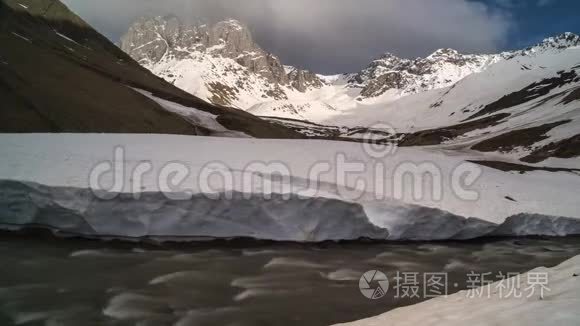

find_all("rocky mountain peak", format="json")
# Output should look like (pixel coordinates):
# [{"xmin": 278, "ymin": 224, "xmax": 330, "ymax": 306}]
[
  {"xmin": 121, "ymin": 14, "xmax": 580, "ymax": 110},
  {"xmin": 121, "ymin": 16, "xmax": 323, "ymax": 107},
  {"xmin": 121, "ymin": 16, "xmax": 259, "ymax": 67},
  {"xmin": 374, "ymin": 53, "xmax": 410, "ymax": 68},
  {"xmin": 217, "ymin": 18, "xmax": 246, "ymax": 30},
  {"xmin": 376, "ymin": 52, "xmax": 406, "ymax": 62},
  {"xmin": 505, "ymin": 32, "xmax": 580, "ymax": 59},
  {"xmin": 426, "ymin": 48, "xmax": 461, "ymax": 60},
  {"xmin": 539, "ymin": 32, "xmax": 580, "ymax": 49},
  {"xmin": 287, "ymin": 68, "xmax": 324, "ymax": 92},
  {"xmin": 207, "ymin": 19, "xmax": 255, "ymax": 56},
  {"xmin": 349, "ymin": 47, "xmax": 497, "ymax": 98},
  {"xmin": 348, "ymin": 53, "xmax": 408, "ymax": 87}
]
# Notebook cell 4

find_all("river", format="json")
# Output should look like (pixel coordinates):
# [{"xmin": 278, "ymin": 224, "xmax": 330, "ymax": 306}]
[{"xmin": 1, "ymin": 235, "xmax": 580, "ymax": 325}]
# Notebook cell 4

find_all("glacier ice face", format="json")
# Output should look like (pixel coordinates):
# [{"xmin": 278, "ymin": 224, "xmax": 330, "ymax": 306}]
[
  {"xmin": 452, "ymin": 218, "xmax": 498, "ymax": 240},
  {"xmin": 0, "ymin": 181, "xmax": 96, "ymax": 234},
  {"xmin": 0, "ymin": 180, "xmax": 389, "ymax": 242},
  {"xmin": 492, "ymin": 214, "xmax": 580, "ymax": 237},
  {"xmin": 361, "ymin": 201, "xmax": 469, "ymax": 241},
  {"xmin": 2, "ymin": 180, "xmax": 580, "ymax": 242},
  {"xmin": 362, "ymin": 203, "xmax": 500, "ymax": 241}
]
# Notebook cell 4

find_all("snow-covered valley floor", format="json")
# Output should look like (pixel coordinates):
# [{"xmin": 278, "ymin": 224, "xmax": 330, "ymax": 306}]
[{"xmin": 1, "ymin": 133, "xmax": 579, "ymax": 241}]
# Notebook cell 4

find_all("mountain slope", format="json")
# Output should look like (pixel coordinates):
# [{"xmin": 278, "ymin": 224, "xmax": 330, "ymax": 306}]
[
  {"xmin": 120, "ymin": 14, "xmax": 579, "ymax": 132},
  {"xmin": 347, "ymin": 37, "xmax": 580, "ymax": 165},
  {"xmin": 245, "ymin": 34, "xmax": 580, "ymax": 123},
  {"xmin": 348, "ymin": 49, "xmax": 501, "ymax": 98},
  {"xmin": 121, "ymin": 16, "xmax": 323, "ymax": 109},
  {"xmin": 0, "ymin": 0, "xmax": 301, "ymax": 138},
  {"xmin": 244, "ymin": 34, "xmax": 580, "ymax": 166},
  {"xmin": 123, "ymin": 16, "xmax": 502, "ymax": 113}
]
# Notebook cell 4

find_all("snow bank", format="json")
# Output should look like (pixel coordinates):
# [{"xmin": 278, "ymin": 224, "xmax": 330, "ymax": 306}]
[
  {"xmin": 493, "ymin": 214, "xmax": 580, "ymax": 237},
  {"xmin": 0, "ymin": 134, "xmax": 579, "ymax": 241},
  {"xmin": 0, "ymin": 180, "xmax": 389, "ymax": 242},
  {"xmin": 247, "ymin": 100, "xmax": 341, "ymax": 122},
  {"xmin": 337, "ymin": 254, "xmax": 580, "ymax": 326},
  {"xmin": 134, "ymin": 89, "xmax": 249, "ymax": 138},
  {"xmin": 2, "ymin": 179, "xmax": 580, "ymax": 242}
]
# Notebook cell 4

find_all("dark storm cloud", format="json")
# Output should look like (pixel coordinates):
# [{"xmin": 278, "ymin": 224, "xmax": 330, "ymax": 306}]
[{"xmin": 61, "ymin": 0, "xmax": 512, "ymax": 73}]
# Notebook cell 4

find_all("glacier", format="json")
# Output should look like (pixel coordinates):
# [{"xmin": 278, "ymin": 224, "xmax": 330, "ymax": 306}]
[
  {"xmin": 2, "ymin": 179, "xmax": 580, "ymax": 242},
  {"xmin": 0, "ymin": 180, "xmax": 389, "ymax": 242}
]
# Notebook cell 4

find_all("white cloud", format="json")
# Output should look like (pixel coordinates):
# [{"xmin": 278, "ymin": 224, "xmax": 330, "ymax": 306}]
[{"xmin": 62, "ymin": 0, "xmax": 512, "ymax": 73}]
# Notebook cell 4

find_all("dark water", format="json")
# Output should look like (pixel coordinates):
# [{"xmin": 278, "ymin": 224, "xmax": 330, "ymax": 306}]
[{"xmin": 1, "ymin": 236, "xmax": 580, "ymax": 326}]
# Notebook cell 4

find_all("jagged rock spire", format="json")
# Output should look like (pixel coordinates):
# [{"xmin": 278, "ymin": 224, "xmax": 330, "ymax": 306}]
[{"xmin": 120, "ymin": 15, "xmax": 323, "ymax": 105}]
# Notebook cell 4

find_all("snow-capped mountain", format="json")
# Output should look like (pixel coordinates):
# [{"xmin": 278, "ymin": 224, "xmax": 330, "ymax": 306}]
[
  {"xmin": 117, "ymin": 15, "xmax": 580, "ymax": 168},
  {"xmin": 121, "ymin": 17, "xmax": 580, "ymax": 124},
  {"xmin": 348, "ymin": 33, "xmax": 580, "ymax": 98},
  {"xmin": 508, "ymin": 32, "xmax": 580, "ymax": 57},
  {"xmin": 348, "ymin": 49, "xmax": 501, "ymax": 98},
  {"xmin": 349, "ymin": 34, "xmax": 580, "ymax": 100},
  {"xmin": 252, "ymin": 33, "xmax": 580, "ymax": 122},
  {"xmin": 349, "ymin": 33, "xmax": 580, "ymax": 100},
  {"xmin": 120, "ymin": 16, "xmax": 323, "ymax": 108}
]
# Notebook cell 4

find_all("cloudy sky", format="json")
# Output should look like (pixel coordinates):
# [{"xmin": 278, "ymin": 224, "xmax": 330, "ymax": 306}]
[{"xmin": 62, "ymin": 0, "xmax": 579, "ymax": 74}]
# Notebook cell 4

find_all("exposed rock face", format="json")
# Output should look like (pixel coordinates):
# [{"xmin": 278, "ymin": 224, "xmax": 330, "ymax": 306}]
[
  {"xmin": 359, "ymin": 71, "xmax": 407, "ymax": 98},
  {"xmin": 350, "ymin": 33, "xmax": 580, "ymax": 99},
  {"xmin": 350, "ymin": 49, "xmax": 501, "ymax": 98},
  {"xmin": 507, "ymin": 32, "xmax": 580, "ymax": 58},
  {"xmin": 287, "ymin": 68, "xmax": 324, "ymax": 92},
  {"xmin": 121, "ymin": 17, "xmax": 285, "ymax": 83},
  {"xmin": 121, "ymin": 16, "xmax": 323, "ymax": 107}
]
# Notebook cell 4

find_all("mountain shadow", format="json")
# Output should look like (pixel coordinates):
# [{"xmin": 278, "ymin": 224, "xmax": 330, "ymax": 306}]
[{"xmin": 0, "ymin": 0, "xmax": 301, "ymax": 138}]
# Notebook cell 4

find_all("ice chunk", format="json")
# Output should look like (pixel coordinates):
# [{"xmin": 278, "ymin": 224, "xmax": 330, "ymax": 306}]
[{"xmin": 493, "ymin": 213, "xmax": 580, "ymax": 237}]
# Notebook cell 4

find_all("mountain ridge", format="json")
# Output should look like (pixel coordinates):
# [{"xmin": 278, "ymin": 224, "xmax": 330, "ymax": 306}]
[
  {"xmin": 0, "ymin": 0, "xmax": 301, "ymax": 138},
  {"xmin": 121, "ymin": 16, "xmax": 323, "ymax": 108},
  {"xmin": 120, "ymin": 15, "xmax": 580, "ymax": 113}
]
